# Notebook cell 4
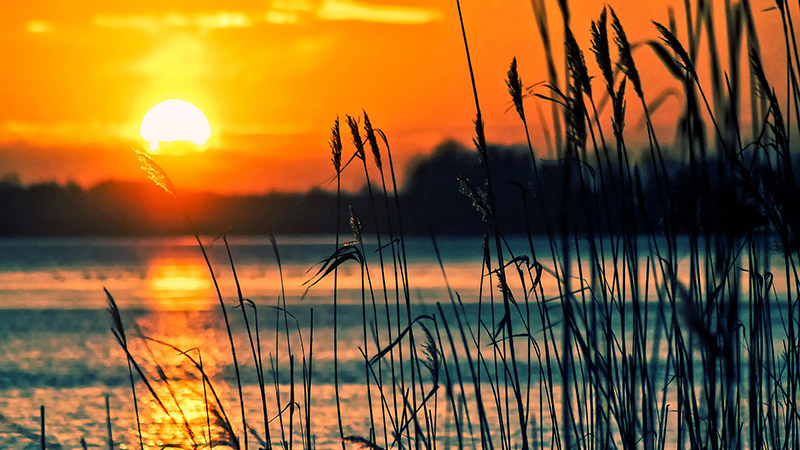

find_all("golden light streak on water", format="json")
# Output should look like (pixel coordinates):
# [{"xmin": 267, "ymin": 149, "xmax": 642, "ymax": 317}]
[
  {"xmin": 131, "ymin": 311, "xmax": 240, "ymax": 449},
  {"xmin": 147, "ymin": 257, "xmax": 214, "ymax": 311},
  {"xmin": 141, "ymin": 372, "xmax": 238, "ymax": 449}
]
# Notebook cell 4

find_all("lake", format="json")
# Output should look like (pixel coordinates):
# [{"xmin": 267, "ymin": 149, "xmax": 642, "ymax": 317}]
[
  {"xmin": 0, "ymin": 235, "xmax": 794, "ymax": 449},
  {"xmin": 0, "ymin": 235, "xmax": 498, "ymax": 449}
]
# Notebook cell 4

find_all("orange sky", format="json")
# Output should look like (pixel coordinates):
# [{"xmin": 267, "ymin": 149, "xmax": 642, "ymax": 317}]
[{"xmin": 0, "ymin": 0, "xmax": 792, "ymax": 193}]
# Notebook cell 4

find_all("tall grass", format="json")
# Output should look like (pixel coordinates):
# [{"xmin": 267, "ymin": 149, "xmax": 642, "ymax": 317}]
[{"xmin": 105, "ymin": 0, "xmax": 800, "ymax": 449}]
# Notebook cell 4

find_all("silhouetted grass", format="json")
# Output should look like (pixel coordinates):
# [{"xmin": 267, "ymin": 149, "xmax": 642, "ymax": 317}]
[{"xmin": 102, "ymin": 0, "xmax": 800, "ymax": 449}]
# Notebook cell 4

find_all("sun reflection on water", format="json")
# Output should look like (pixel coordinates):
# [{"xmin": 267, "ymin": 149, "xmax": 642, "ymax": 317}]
[
  {"xmin": 141, "ymin": 372, "xmax": 238, "ymax": 449},
  {"xmin": 147, "ymin": 257, "xmax": 214, "ymax": 310},
  {"xmin": 133, "ymin": 312, "xmax": 239, "ymax": 449}
]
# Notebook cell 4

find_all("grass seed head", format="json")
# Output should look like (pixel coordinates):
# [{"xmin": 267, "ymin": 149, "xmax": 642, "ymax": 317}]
[
  {"xmin": 654, "ymin": 21, "xmax": 694, "ymax": 76},
  {"xmin": 347, "ymin": 115, "xmax": 365, "ymax": 161},
  {"xmin": 750, "ymin": 48, "xmax": 787, "ymax": 150},
  {"xmin": 458, "ymin": 176, "xmax": 491, "ymax": 221},
  {"xmin": 567, "ymin": 85, "xmax": 587, "ymax": 152},
  {"xmin": 506, "ymin": 57, "xmax": 526, "ymax": 121},
  {"xmin": 610, "ymin": 7, "xmax": 643, "ymax": 99},
  {"xmin": 136, "ymin": 150, "xmax": 175, "ymax": 196},
  {"xmin": 349, "ymin": 204, "xmax": 362, "ymax": 242},
  {"xmin": 612, "ymin": 77, "xmax": 628, "ymax": 137},
  {"xmin": 591, "ymin": 8, "xmax": 614, "ymax": 96},
  {"xmin": 473, "ymin": 113, "xmax": 487, "ymax": 161},
  {"xmin": 419, "ymin": 324, "xmax": 440, "ymax": 385},
  {"xmin": 363, "ymin": 111, "xmax": 382, "ymax": 172},
  {"xmin": 105, "ymin": 287, "xmax": 126, "ymax": 346},
  {"xmin": 565, "ymin": 28, "xmax": 592, "ymax": 97},
  {"xmin": 330, "ymin": 116, "xmax": 343, "ymax": 174}
]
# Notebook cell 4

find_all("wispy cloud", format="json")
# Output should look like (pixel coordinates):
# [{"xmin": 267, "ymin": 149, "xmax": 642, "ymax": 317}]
[
  {"xmin": 94, "ymin": 12, "xmax": 254, "ymax": 33},
  {"xmin": 316, "ymin": 0, "xmax": 442, "ymax": 24},
  {"xmin": 25, "ymin": 20, "xmax": 54, "ymax": 33},
  {"xmin": 266, "ymin": 11, "xmax": 300, "ymax": 24},
  {"xmin": 93, "ymin": 1, "xmax": 441, "ymax": 32},
  {"xmin": 0, "ymin": 120, "xmax": 132, "ymax": 145},
  {"xmin": 272, "ymin": 0, "xmax": 314, "ymax": 12},
  {"xmin": 94, "ymin": 15, "xmax": 161, "ymax": 33}
]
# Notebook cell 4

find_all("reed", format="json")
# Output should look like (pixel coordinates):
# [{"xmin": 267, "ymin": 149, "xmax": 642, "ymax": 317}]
[{"xmin": 104, "ymin": 0, "xmax": 800, "ymax": 449}]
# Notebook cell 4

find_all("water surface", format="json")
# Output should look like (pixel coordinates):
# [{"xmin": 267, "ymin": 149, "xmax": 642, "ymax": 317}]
[{"xmin": 0, "ymin": 235, "xmax": 792, "ymax": 449}]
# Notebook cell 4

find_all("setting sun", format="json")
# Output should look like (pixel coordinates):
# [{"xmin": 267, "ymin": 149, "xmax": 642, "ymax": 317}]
[
  {"xmin": 4, "ymin": 0, "xmax": 800, "ymax": 448},
  {"xmin": 140, "ymin": 99, "xmax": 211, "ymax": 152}
]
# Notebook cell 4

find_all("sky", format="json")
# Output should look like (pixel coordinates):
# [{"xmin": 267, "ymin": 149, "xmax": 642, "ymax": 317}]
[{"xmin": 0, "ymin": 0, "xmax": 792, "ymax": 193}]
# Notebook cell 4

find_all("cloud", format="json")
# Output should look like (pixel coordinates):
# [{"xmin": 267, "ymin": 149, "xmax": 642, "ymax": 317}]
[
  {"xmin": 94, "ymin": 15, "xmax": 161, "ymax": 33},
  {"xmin": 316, "ymin": 0, "xmax": 442, "ymax": 24},
  {"xmin": 195, "ymin": 12, "xmax": 252, "ymax": 29},
  {"xmin": 0, "ymin": 120, "xmax": 133, "ymax": 144},
  {"xmin": 25, "ymin": 20, "xmax": 54, "ymax": 33},
  {"xmin": 272, "ymin": 0, "xmax": 314, "ymax": 12},
  {"xmin": 93, "ymin": 1, "xmax": 441, "ymax": 32},
  {"xmin": 94, "ymin": 11, "xmax": 253, "ymax": 33},
  {"xmin": 266, "ymin": 11, "xmax": 300, "ymax": 24}
]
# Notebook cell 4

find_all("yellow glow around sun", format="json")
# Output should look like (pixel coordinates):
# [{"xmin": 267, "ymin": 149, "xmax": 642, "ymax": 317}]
[{"xmin": 140, "ymin": 99, "xmax": 211, "ymax": 152}]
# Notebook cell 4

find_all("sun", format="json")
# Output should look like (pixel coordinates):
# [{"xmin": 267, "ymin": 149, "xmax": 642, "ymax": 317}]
[{"xmin": 140, "ymin": 99, "xmax": 211, "ymax": 152}]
